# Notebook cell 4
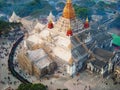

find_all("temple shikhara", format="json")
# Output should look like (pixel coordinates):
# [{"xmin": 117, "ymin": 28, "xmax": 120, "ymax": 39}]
[{"xmin": 14, "ymin": 0, "xmax": 117, "ymax": 78}]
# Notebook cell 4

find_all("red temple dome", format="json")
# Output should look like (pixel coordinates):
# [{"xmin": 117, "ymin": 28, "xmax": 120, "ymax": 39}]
[
  {"xmin": 66, "ymin": 27, "xmax": 73, "ymax": 36},
  {"xmin": 84, "ymin": 17, "xmax": 89, "ymax": 29},
  {"xmin": 48, "ymin": 20, "xmax": 54, "ymax": 29}
]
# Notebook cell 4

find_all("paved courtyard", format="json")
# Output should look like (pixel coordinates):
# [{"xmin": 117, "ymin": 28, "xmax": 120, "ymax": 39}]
[{"xmin": 37, "ymin": 71, "xmax": 120, "ymax": 90}]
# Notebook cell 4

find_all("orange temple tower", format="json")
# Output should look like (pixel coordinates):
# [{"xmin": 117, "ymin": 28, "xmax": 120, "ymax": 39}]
[
  {"xmin": 62, "ymin": 0, "xmax": 76, "ymax": 19},
  {"xmin": 55, "ymin": 0, "xmax": 84, "ymax": 35}
]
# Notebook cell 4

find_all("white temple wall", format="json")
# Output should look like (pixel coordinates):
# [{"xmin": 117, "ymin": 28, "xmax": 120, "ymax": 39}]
[{"xmin": 66, "ymin": 63, "xmax": 76, "ymax": 76}]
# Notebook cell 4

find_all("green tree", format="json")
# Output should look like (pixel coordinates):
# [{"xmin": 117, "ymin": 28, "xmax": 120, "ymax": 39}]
[
  {"xmin": 56, "ymin": 2, "xmax": 65, "ymax": 9},
  {"xmin": 74, "ymin": 4, "xmax": 89, "ymax": 19},
  {"xmin": 17, "ymin": 83, "xmax": 47, "ymax": 90},
  {"xmin": 0, "ymin": 20, "xmax": 22, "ymax": 35}
]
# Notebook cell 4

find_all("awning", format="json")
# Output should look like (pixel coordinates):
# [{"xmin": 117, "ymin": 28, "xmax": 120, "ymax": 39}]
[{"xmin": 112, "ymin": 34, "xmax": 120, "ymax": 46}]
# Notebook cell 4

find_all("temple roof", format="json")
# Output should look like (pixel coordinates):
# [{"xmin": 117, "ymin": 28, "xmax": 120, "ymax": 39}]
[
  {"xmin": 90, "ymin": 59, "xmax": 106, "ymax": 69},
  {"xmin": 62, "ymin": 0, "xmax": 75, "ymax": 19},
  {"xmin": 93, "ymin": 48, "xmax": 114, "ymax": 61},
  {"xmin": 9, "ymin": 11, "xmax": 20, "ymax": 22},
  {"xmin": 47, "ymin": 11, "xmax": 55, "ymax": 21}
]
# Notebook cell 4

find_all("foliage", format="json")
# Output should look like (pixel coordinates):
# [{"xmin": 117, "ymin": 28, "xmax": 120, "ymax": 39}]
[
  {"xmin": 110, "ymin": 16, "xmax": 120, "ymax": 29},
  {"xmin": 82, "ymin": 0, "xmax": 96, "ymax": 7},
  {"xmin": 56, "ymin": 2, "xmax": 65, "ymax": 9},
  {"xmin": 74, "ymin": 4, "xmax": 89, "ymax": 19},
  {"xmin": 0, "ymin": 20, "xmax": 22, "ymax": 34},
  {"xmin": 17, "ymin": 83, "xmax": 47, "ymax": 90},
  {"xmin": 0, "ymin": 0, "xmax": 52, "ymax": 17}
]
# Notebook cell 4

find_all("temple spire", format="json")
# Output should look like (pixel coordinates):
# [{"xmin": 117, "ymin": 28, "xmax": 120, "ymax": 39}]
[
  {"xmin": 84, "ymin": 17, "xmax": 89, "ymax": 29},
  {"xmin": 67, "ymin": 0, "xmax": 71, "ymax": 3},
  {"xmin": 62, "ymin": 0, "xmax": 75, "ymax": 19},
  {"xmin": 86, "ymin": 17, "xmax": 89, "ymax": 22}
]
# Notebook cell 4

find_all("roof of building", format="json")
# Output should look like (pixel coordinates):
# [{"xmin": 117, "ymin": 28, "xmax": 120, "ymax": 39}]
[
  {"xmin": 27, "ymin": 34, "xmax": 43, "ymax": 45},
  {"xmin": 72, "ymin": 44, "xmax": 88, "ymax": 61},
  {"xmin": 56, "ymin": 36, "xmax": 71, "ymax": 49},
  {"xmin": 91, "ymin": 59, "xmax": 106, "ymax": 69},
  {"xmin": 27, "ymin": 48, "xmax": 52, "ymax": 69},
  {"xmin": 34, "ymin": 22, "xmax": 45, "ymax": 31},
  {"xmin": 35, "ymin": 56, "xmax": 51, "ymax": 69},
  {"xmin": 93, "ymin": 48, "xmax": 114, "ymax": 61},
  {"xmin": 53, "ymin": 46, "xmax": 72, "ymax": 63},
  {"xmin": 27, "ymin": 49, "xmax": 47, "ymax": 62},
  {"xmin": 112, "ymin": 34, "xmax": 120, "ymax": 46},
  {"xmin": 47, "ymin": 11, "xmax": 55, "ymax": 21},
  {"xmin": 9, "ymin": 11, "xmax": 20, "ymax": 22}
]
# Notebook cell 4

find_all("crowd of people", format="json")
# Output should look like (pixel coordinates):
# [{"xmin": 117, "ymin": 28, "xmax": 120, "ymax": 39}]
[{"xmin": 0, "ymin": 29, "xmax": 24, "ymax": 89}]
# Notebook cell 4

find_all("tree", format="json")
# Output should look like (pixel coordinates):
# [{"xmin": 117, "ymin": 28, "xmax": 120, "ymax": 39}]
[
  {"xmin": 74, "ymin": 4, "xmax": 89, "ymax": 19},
  {"xmin": 17, "ymin": 83, "xmax": 32, "ymax": 90},
  {"xmin": 17, "ymin": 83, "xmax": 47, "ymax": 90},
  {"xmin": 110, "ymin": 16, "xmax": 120, "ymax": 29},
  {"xmin": 0, "ymin": 20, "xmax": 22, "ymax": 35},
  {"xmin": 56, "ymin": 2, "xmax": 65, "ymax": 9}
]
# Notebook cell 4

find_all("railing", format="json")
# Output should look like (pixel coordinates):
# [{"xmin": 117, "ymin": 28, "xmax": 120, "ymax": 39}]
[{"xmin": 8, "ymin": 35, "xmax": 31, "ymax": 84}]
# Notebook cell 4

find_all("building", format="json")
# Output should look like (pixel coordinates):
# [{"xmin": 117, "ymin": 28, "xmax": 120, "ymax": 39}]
[
  {"xmin": 93, "ymin": 0, "xmax": 118, "ymax": 4},
  {"xmin": 16, "ymin": 0, "xmax": 93, "ymax": 77},
  {"xmin": 9, "ymin": 11, "xmax": 21, "ymax": 23},
  {"xmin": 14, "ymin": 0, "xmax": 119, "ymax": 79},
  {"xmin": 114, "ymin": 63, "xmax": 120, "ymax": 82},
  {"xmin": 17, "ymin": 48, "xmax": 57, "ymax": 78},
  {"xmin": 87, "ymin": 47, "xmax": 116, "ymax": 77},
  {"xmin": 47, "ymin": 11, "xmax": 55, "ymax": 22},
  {"xmin": 17, "ymin": 0, "xmax": 120, "ymax": 79}
]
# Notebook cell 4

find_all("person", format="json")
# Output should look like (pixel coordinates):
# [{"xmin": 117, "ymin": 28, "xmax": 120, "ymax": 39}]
[
  {"xmin": 50, "ymin": 81, "xmax": 52, "ymax": 84},
  {"xmin": 89, "ymin": 85, "xmax": 91, "ymax": 90},
  {"xmin": 84, "ymin": 86, "xmax": 87, "ymax": 90}
]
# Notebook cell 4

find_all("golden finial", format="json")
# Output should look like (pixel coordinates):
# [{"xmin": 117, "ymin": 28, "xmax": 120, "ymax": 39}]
[
  {"xmin": 49, "ymin": 18, "xmax": 53, "ymax": 23},
  {"xmin": 86, "ymin": 17, "xmax": 89, "ymax": 22},
  {"xmin": 68, "ymin": 24, "xmax": 72, "ymax": 30},
  {"xmin": 67, "ymin": 0, "xmax": 72, "ymax": 3}
]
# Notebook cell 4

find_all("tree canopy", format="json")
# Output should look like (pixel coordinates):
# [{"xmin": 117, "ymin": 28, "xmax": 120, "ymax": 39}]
[
  {"xmin": 56, "ymin": 2, "xmax": 65, "ymax": 9},
  {"xmin": 74, "ymin": 4, "xmax": 89, "ymax": 19},
  {"xmin": 17, "ymin": 83, "xmax": 47, "ymax": 90},
  {"xmin": 0, "ymin": 20, "xmax": 22, "ymax": 34}
]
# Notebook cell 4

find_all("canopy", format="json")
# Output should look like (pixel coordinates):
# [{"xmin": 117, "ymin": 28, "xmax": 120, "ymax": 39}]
[{"xmin": 112, "ymin": 34, "xmax": 120, "ymax": 46}]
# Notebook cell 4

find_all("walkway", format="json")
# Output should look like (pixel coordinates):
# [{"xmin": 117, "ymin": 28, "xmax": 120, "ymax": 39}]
[{"xmin": 8, "ymin": 35, "xmax": 31, "ymax": 84}]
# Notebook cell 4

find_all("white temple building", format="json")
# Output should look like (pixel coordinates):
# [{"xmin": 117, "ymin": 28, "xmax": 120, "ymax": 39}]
[
  {"xmin": 9, "ymin": 11, "xmax": 21, "ymax": 23},
  {"xmin": 47, "ymin": 11, "xmax": 55, "ymax": 22},
  {"xmin": 18, "ymin": 0, "xmax": 93, "ymax": 77}
]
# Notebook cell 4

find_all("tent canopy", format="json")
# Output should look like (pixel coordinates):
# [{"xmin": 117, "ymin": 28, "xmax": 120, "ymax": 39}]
[{"xmin": 112, "ymin": 34, "xmax": 120, "ymax": 46}]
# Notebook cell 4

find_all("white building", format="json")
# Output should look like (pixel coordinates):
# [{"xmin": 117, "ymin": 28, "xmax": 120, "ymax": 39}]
[
  {"xmin": 20, "ymin": 0, "xmax": 92, "ymax": 77},
  {"xmin": 9, "ymin": 11, "xmax": 21, "ymax": 23}
]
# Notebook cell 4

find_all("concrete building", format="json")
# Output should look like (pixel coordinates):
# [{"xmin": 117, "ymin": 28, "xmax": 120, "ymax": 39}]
[{"xmin": 87, "ymin": 47, "xmax": 116, "ymax": 77}]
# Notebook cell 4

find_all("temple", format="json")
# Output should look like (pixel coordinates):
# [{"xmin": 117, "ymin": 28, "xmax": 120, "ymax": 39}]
[
  {"xmin": 16, "ymin": 0, "xmax": 116, "ymax": 78},
  {"xmin": 9, "ymin": 11, "xmax": 21, "ymax": 23}
]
